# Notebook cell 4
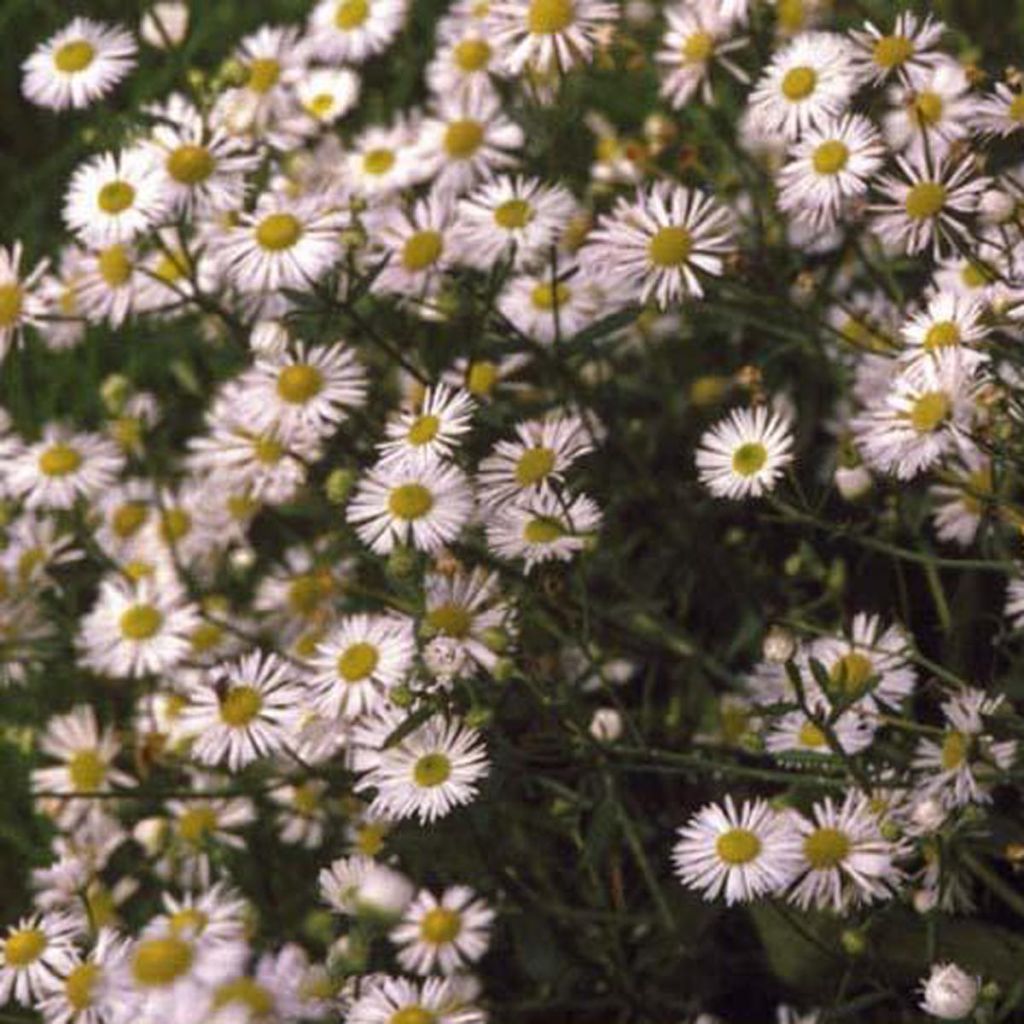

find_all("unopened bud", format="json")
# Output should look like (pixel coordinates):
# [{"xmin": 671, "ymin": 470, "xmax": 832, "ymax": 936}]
[
  {"xmin": 325, "ymin": 468, "xmax": 356, "ymax": 505},
  {"xmin": 589, "ymin": 707, "xmax": 623, "ymax": 742},
  {"xmin": 141, "ymin": 2, "xmax": 190, "ymax": 48},
  {"xmin": 763, "ymin": 626, "xmax": 796, "ymax": 664}
]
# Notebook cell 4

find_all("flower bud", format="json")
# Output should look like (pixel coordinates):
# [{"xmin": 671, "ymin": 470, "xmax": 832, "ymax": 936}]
[
  {"xmin": 250, "ymin": 319, "xmax": 289, "ymax": 356},
  {"xmin": 355, "ymin": 864, "xmax": 414, "ymax": 921},
  {"xmin": 840, "ymin": 928, "xmax": 866, "ymax": 957},
  {"xmin": 762, "ymin": 626, "xmax": 796, "ymax": 664},
  {"xmin": 324, "ymin": 468, "xmax": 357, "ymax": 506},
  {"xmin": 589, "ymin": 707, "xmax": 623, "ymax": 742},
  {"xmin": 835, "ymin": 464, "xmax": 873, "ymax": 501},
  {"xmin": 101, "ymin": 374, "xmax": 131, "ymax": 415},
  {"xmin": 920, "ymin": 962, "xmax": 980, "ymax": 1020},
  {"xmin": 141, "ymin": 2, "xmax": 190, "ymax": 48}
]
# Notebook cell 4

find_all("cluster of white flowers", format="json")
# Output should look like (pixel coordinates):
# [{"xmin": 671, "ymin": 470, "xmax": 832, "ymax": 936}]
[{"xmin": 2, "ymin": 0, "xmax": 1024, "ymax": 1019}]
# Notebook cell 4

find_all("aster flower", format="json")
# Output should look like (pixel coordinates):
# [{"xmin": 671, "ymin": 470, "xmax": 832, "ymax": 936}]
[
  {"xmin": 697, "ymin": 405, "xmax": 795, "ymax": 499},
  {"xmin": 657, "ymin": 4, "xmax": 749, "ymax": 109},
  {"xmin": 390, "ymin": 886, "xmax": 494, "ymax": 975},
  {"xmin": 485, "ymin": 489, "xmax": 601, "ymax": 570},
  {"xmin": 848, "ymin": 12, "xmax": 946, "ymax": 86}
]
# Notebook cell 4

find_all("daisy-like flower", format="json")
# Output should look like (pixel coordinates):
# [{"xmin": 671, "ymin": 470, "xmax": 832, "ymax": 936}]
[
  {"xmin": 478, "ymin": 414, "xmax": 593, "ymax": 508},
  {"xmin": 215, "ymin": 194, "xmax": 346, "ymax": 293},
  {"xmin": 355, "ymin": 712, "xmax": 489, "ymax": 824},
  {"xmin": 182, "ymin": 652, "xmax": 306, "ymax": 771},
  {"xmin": 22, "ymin": 17, "xmax": 137, "ymax": 111},
  {"xmin": 3, "ymin": 425, "xmax": 124, "ymax": 511},
  {"xmin": 581, "ymin": 182, "xmax": 735, "ymax": 308},
  {"xmin": 766, "ymin": 707, "xmax": 878, "ymax": 757},
  {"xmin": 657, "ymin": 4, "xmax": 749, "ymax": 109},
  {"xmin": 871, "ymin": 153, "xmax": 988, "ymax": 257},
  {"xmin": 485, "ymin": 489, "xmax": 601, "ymax": 570},
  {"xmin": 852, "ymin": 350, "xmax": 979, "ymax": 480},
  {"xmin": 920, "ymin": 962, "xmax": 981, "ymax": 1021},
  {"xmin": 426, "ymin": 25, "xmax": 500, "ymax": 104},
  {"xmin": 0, "ymin": 243, "xmax": 49, "ymax": 359},
  {"xmin": 306, "ymin": 0, "xmax": 408, "ymax": 63},
  {"xmin": 672, "ymin": 796, "xmax": 803, "ymax": 905},
  {"xmin": 74, "ymin": 242, "xmax": 144, "ymax": 327},
  {"xmin": 930, "ymin": 449, "xmax": 992, "ymax": 548},
  {"xmin": 776, "ymin": 114, "xmax": 886, "ymax": 229},
  {"xmin": 770, "ymin": 0, "xmax": 831, "ymax": 37},
  {"xmin": 63, "ymin": 149, "xmax": 169, "ymax": 248},
  {"xmin": 270, "ymin": 779, "xmax": 329, "ymax": 848},
  {"xmin": 415, "ymin": 93, "xmax": 523, "ymax": 195},
  {"xmin": 346, "ymin": 117, "xmax": 424, "ymax": 199},
  {"xmin": 239, "ymin": 341, "xmax": 368, "ymax": 443},
  {"xmin": 790, "ymin": 792, "xmax": 903, "ymax": 912},
  {"xmin": 696, "ymin": 405, "xmax": 794, "ymax": 499},
  {"xmin": 77, "ymin": 576, "xmax": 199, "ymax": 679},
  {"xmin": 848, "ymin": 12, "xmax": 945, "ymax": 86},
  {"xmin": 486, "ymin": 0, "xmax": 619, "ymax": 75},
  {"xmin": 144, "ymin": 94, "xmax": 259, "ymax": 214},
  {"xmin": 453, "ymin": 175, "xmax": 575, "ymax": 269},
  {"xmin": 377, "ymin": 384, "xmax": 476, "ymax": 466},
  {"xmin": 292, "ymin": 67, "xmax": 362, "ymax": 131},
  {"xmin": 320, "ymin": 855, "xmax": 413, "ymax": 917},
  {"xmin": 900, "ymin": 292, "xmax": 989, "ymax": 369},
  {"xmin": 883, "ymin": 60, "xmax": 978, "ymax": 159},
  {"xmin": 0, "ymin": 914, "xmax": 78, "ymax": 1006},
  {"xmin": 36, "ymin": 927, "xmax": 132, "ymax": 1024},
  {"xmin": 913, "ymin": 688, "xmax": 1017, "ymax": 807},
  {"xmin": 390, "ymin": 886, "xmax": 494, "ymax": 975},
  {"xmin": 308, "ymin": 614, "xmax": 416, "ymax": 719},
  {"xmin": 498, "ymin": 263, "xmax": 605, "ymax": 342},
  {"xmin": 347, "ymin": 458, "xmax": 475, "ymax": 555},
  {"xmin": 976, "ymin": 80, "xmax": 1024, "ymax": 136},
  {"xmin": 805, "ymin": 613, "xmax": 917, "ymax": 711},
  {"xmin": 747, "ymin": 32, "xmax": 856, "ymax": 141}
]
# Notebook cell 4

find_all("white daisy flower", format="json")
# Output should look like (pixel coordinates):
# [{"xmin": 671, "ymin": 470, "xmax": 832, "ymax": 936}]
[
  {"xmin": 308, "ymin": 614, "xmax": 416, "ymax": 719},
  {"xmin": 215, "ymin": 194, "xmax": 346, "ymax": 294},
  {"xmin": 672, "ymin": 796, "xmax": 803, "ymax": 904},
  {"xmin": 306, "ymin": 0, "xmax": 408, "ymax": 63},
  {"xmin": 74, "ymin": 243, "xmax": 144, "ymax": 327},
  {"xmin": 452, "ymin": 175, "xmax": 576, "ymax": 269},
  {"xmin": 390, "ymin": 886, "xmax": 494, "ymax": 975},
  {"xmin": 882, "ymin": 59, "xmax": 978, "ymax": 159},
  {"xmin": 182, "ymin": 651, "xmax": 307, "ymax": 771},
  {"xmin": 498, "ymin": 263, "xmax": 605, "ymax": 342},
  {"xmin": 293, "ymin": 67, "xmax": 362, "ymax": 129},
  {"xmin": 377, "ymin": 384, "xmax": 476, "ymax": 467},
  {"xmin": 920, "ymin": 962, "xmax": 980, "ymax": 1021},
  {"xmin": 486, "ymin": 0, "xmax": 619, "ymax": 75},
  {"xmin": 0, "ymin": 243, "xmax": 48, "ymax": 359},
  {"xmin": 930, "ymin": 450, "xmax": 992, "ymax": 548},
  {"xmin": 976, "ymin": 81, "xmax": 1024, "ymax": 136},
  {"xmin": 22, "ymin": 17, "xmax": 137, "ymax": 111},
  {"xmin": 0, "ymin": 914, "xmax": 78, "ymax": 1006},
  {"xmin": 900, "ymin": 292, "xmax": 989, "ymax": 368},
  {"xmin": 871, "ymin": 153, "xmax": 988, "ymax": 257},
  {"xmin": 355, "ymin": 712, "xmax": 489, "ymax": 824},
  {"xmin": 848, "ymin": 12, "xmax": 945, "ymax": 86},
  {"xmin": 657, "ymin": 4, "xmax": 749, "ymax": 109},
  {"xmin": 270, "ymin": 780, "xmax": 329, "ymax": 849},
  {"xmin": 581, "ymin": 181, "xmax": 735, "ymax": 308},
  {"xmin": 485, "ymin": 489, "xmax": 601, "ymax": 570},
  {"xmin": 765, "ymin": 708, "xmax": 876, "ymax": 757},
  {"xmin": 63, "ymin": 149, "xmax": 169, "ymax": 248},
  {"xmin": 747, "ymin": 32, "xmax": 856, "ymax": 141},
  {"xmin": 36, "ymin": 928, "xmax": 132, "ymax": 1024},
  {"xmin": 696, "ymin": 405, "xmax": 794, "ymax": 499},
  {"xmin": 347, "ymin": 457, "xmax": 475, "ymax": 555},
  {"xmin": 426, "ymin": 26, "xmax": 500, "ymax": 104},
  {"xmin": 790, "ymin": 792, "xmax": 903, "ymax": 912},
  {"xmin": 347, "ymin": 117, "xmax": 425, "ymax": 199},
  {"xmin": 77, "ymin": 576, "xmax": 199, "ymax": 679},
  {"xmin": 776, "ymin": 114, "xmax": 886, "ymax": 229},
  {"xmin": 163, "ymin": 787, "xmax": 257, "ymax": 889}
]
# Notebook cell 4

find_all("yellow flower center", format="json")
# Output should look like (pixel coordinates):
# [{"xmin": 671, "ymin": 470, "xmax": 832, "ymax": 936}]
[
  {"xmin": 812, "ymin": 140, "xmax": 849, "ymax": 175},
  {"xmin": 715, "ymin": 827, "xmax": 762, "ymax": 865},
  {"xmin": 913, "ymin": 91, "xmax": 943, "ymax": 126},
  {"xmin": 166, "ymin": 144, "xmax": 215, "ymax": 185},
  {"xmin": 131, "ymin": 937, "xmax": 194, "ymax": 987},
  {"xmin": 0, "ymin": 284, "xmax": 23, "ymax": 328},
  {"xmin": 941, "ymin": 730, "xmax": 970, "ymax": 770},
  {"xmin": 39, "ymin": 443, "xmax": 82, "ymax": 477},
  {"xmin": 426, "ymin": 602, "xmax": 472, "ymax": 638},
  {"xmin": 467, "ymin": 360, "xmax": 498, "ymax": 397},
  {"xmin": 335, "ymin": 0, "xmax": 369, "ymax": 29},
  {"xmin": 797, "ymin": 721, "xmax": 828, "ymax": 748},
  {"xmin": 494, "ymin": 198, "xmax": 532, "ymax": 230},
  {"xmin": 420, "ymin": 907, "xmax": 462, "ymax": 944},
  {"xmin": 828, "ymin": 651, "xmax": 874, "ymax": 698},
  {"xmin": 356, "ymin": 822, "xmax": 387, "ymax": 856},
  {"xmin": 682, "ymin": 31, "xmax": 715, "ymax": 62},
  {"xmin": 214, "ymin": 978, "xmax": 275, "ymax": 1016},
  {"xmin": 454, "ymin": 38, "xmax": 491, "ymax": 71},
  {"xmin": 292, "ymin": 782, "xmax": 320, "ymax": 815},
  {"xmin": 98, "ymin": 244, "xmax": 133, "ymax": 286},
  {"xmin": 68, "ymin": 749, "xmax": 106, "ymax": 792},
  {"xmin": 160, "ymin": 507, "xmax": 192, "ymax": 542},
  {"xmin": 363, "ymin": 148, "xmax": 396, "ymax": 176},
  {"xmin": 873, "ymin": 34, "xmax": 913, "ymax": 70},
  {"xmin": 277, "ymin": 364, "xmax": 323, "ymax": 404},
  {"xmin": 515, "ymin": 446, "xmax": 556, "ymax": 486},
  {"xmin": 97, "ymin": 181, "xmax": 136, "ymax": 215},
  {"xmin": 190, "ymin": 621, "xmax": 223, "ymax": 653},
  {"xmin": 776, "ymin": 0, "xmax": 806, "ymax": 32},
  {"xmin": 65, "ymin": 962, "xmax": 99, "ymax": 1010},
  {"xmin": 177, "ymin": 806, "xmax": 218, "ymax": 845},
  {"xmin": 247, "ymin": 58, "xmax": 281, "ymax": 94},
  {"xmin": 904, "ymin": 182, "xmax": 946, "ymax": 220},
  {"xmin": 443, "ymin": 119, "xmax": 484, "ymax": 158},
  {"xmin": 803, "ymin": 827, "xmax": 850, "ymax": 868},
  {"xmin": 253, "ymin": 436, "xmax": 284, "ymax": 464},
  {"xmin": 648, "ymin": 225, "xmax": 693, "ymax": 267},
  {"xmin": 306, "ymin": 93, "xmax": 336, "ymax": 118},
  {"xmin": 119, "ymin": 603, "xmax": 163, "ymax": 640},
  {"xmin": 154, "ymin": 251, "xmax": 186, "ymax": 282},
  {"xmin": 524, "ymin": 516, "xmax": 565, "ymax": 544},
  {"xmin": 731, "ymin": 441, "xmax": 767, "ymax": 477},
  {"xmin": 407, "ymin": 414, "xmax": 440, "ymax": 446},
  {"xmin": 391, "ymin": 1009, "xmax": 436, "ymax": 1024},
  {"xmin": 923, "ymin": 320, "xmax": 960, "ymax": 350},
  {"xmin": 909, "ymin": 390, "xmax": 951, "ymax": 433},
  {"xmin": 530, "ymin": 281, "xmax": 570, "ymax": 310},
  {"xmin": 527, "ymin": 0, "xmax": 574, "ymax": 34},
  {"xmin": 169, "ymin": 908, "xmax": 208, "ymax": 935},
  {"xmin": 960, "ymin": 263, "xmax": 989, "ymax": 289},
  {"xmin": 4, "ymin": 928, "xmax": 47, "ymax": 966},
  {"xmin": 337, "ymin": 642, "xmax": 379, "ymax": 682},
  {"xmin": 1010, "ymin": 94, "xmax": 1024, "ymax": 123},
  {"xmin": 287, "ymin": 572, "xmax": 331, "ymax": 615},
  {"xmin": 54, "ymin": 39, "xmax": 96, "ymax": 73},
  {"xmin": 220, "ymin": 686, "xmax": 262, "ymax": 727},
  {"xmin": 255, "ymin": 213, "xmax": 303, "ymax": 251},
  {"xmin": 388, "ymin": 482, "xmax": 434, "ymax": 520},
  {"xmin": 781, "ymin": 66, "xmax": 817, "ymax": 101},
  {"xmin": 413, "ymin": 752, "xmax": 452, "ymax": 787},
  {"xmin": 401, "ymin": 230, "xmax": 443, "ymax": 271}
]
